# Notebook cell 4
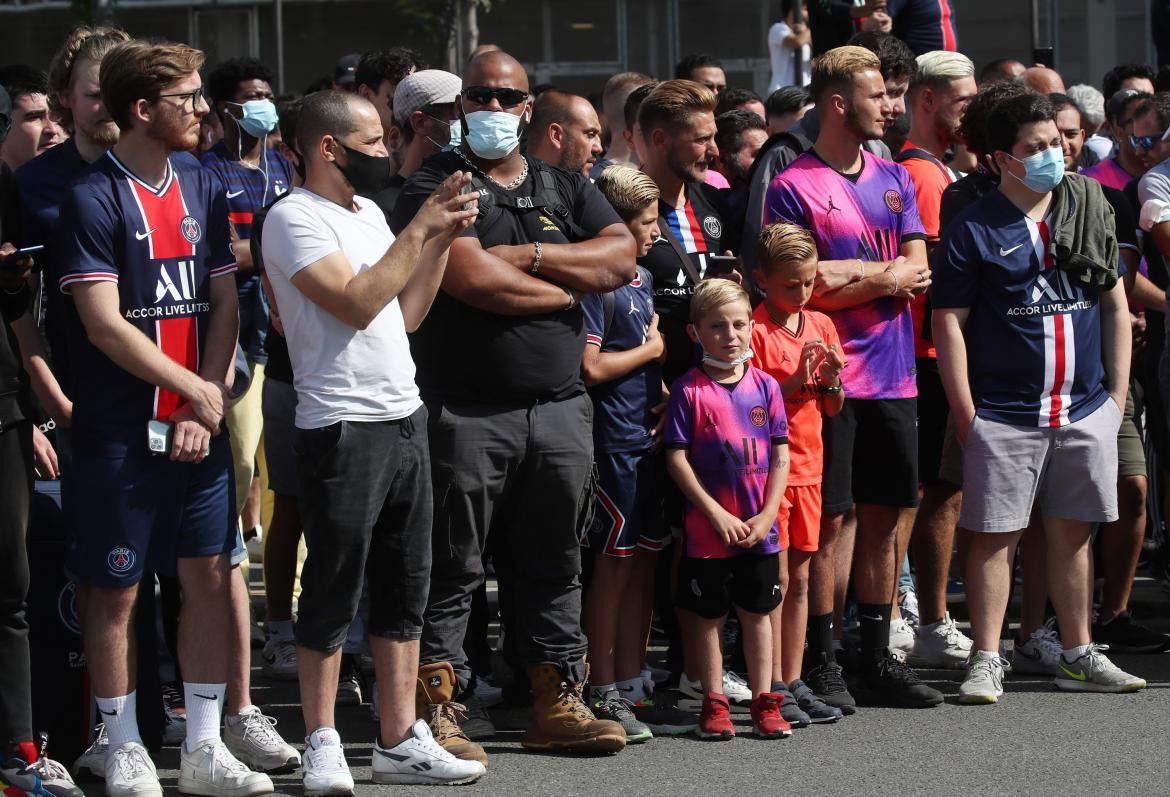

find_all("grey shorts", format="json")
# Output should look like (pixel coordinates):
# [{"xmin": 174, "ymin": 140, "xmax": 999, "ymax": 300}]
[
  {"xmin": 262, "ymin": 377, "xmax": 298, "ymax": 497},
  {"xmin": 959, "ymin": 398, "xmax": 1121, "ymax": 533}
]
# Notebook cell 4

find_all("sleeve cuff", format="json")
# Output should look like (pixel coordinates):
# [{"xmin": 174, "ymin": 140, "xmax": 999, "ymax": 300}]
[
  {"xmin": 210, "ymin": 261, "xmax": 238, "ymax": 278},
  {"xmin": 59, "ymin": 273, "xmax": 118, "ymax": 293}
]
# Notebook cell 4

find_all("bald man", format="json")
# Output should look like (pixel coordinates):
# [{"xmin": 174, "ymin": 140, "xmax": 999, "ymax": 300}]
[
  {"xmin": 388, "ymin": 49, "xmax": 635, "ymax": 762},
  {"xmin": 527, "ymin": 89, "xmax": 604, "ymax": 176},
  {"xmin": 1021, "ymin": 65, "xmax": 1065, "ymax": 94}
]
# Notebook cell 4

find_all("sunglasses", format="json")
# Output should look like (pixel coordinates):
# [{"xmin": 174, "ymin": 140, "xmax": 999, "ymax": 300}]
[
  {"xmin": 462, "ymin": 86, "xmax": 528, "ymax": 108},
  {"xmin": 1129, "ymin": 123, "xmax": 1170, "ymax": 152}
]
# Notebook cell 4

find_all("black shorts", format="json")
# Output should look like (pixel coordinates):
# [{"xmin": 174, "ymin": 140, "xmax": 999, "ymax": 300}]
[
  {"xmin": 674, "ymin": 553, "xmax": 782, "ymax": 618},
  {"xmin": 916, "ymin": 359, "xmax": 957, "ymax": 487},
  {"xmin": 822, "ymin": 397, "xmax": 919, "ymax": 514}
]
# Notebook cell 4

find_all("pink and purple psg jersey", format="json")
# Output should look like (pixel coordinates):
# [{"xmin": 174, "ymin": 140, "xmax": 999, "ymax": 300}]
[
  {"xmin": 664, "ymin": 365, "xmax": 789, "ymax": 558},
  {"xmin": 764, "ymin": 150, "xmax": 927, "ymax": 399}
]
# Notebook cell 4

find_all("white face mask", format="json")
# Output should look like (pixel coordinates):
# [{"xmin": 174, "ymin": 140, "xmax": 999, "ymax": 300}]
[{"xmin": 701, "ymin": 348, "xmax": 754, "ymax": 371}]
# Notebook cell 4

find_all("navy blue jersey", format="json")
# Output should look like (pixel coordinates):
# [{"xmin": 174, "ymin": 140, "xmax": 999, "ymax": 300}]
[
  {"xmin": 886, "ymin": 0, "xmax": 958, "ymax": 55},
  {"xmin": 200, "ymin": 141, "xmax": 292, "ymax": 363},
  {"xmin": 59, "ymin": 151, "xmax": 235, "ymax": 447},
  {"xmin": 14, "ymin": 138, "xmax": 90, "ymax": 389},
  {"xmin": 931, "ymin": 188, "xmax": 1109, "ymax": 428},
  {"xmin": 581, "ymin": 266, "xmax": 661, "ymax": 452}
]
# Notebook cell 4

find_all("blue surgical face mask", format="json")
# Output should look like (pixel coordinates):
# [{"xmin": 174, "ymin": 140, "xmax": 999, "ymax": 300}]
[
  {"xmin": 1007, "ymin": 146, "xmax": 1065, "ymax": 193},
  {"xmin": 463, "ymin": 109, "xmax": 526, "ymax": 160},
  {"xmin": 229, "ymin": 99, "xmax": 279, "ymax": 138},
  {"xmin": 701, "ymin": 347, "xmax": 754, "ymax": 371},
  {"xmin": 445, "ymin": 118, "xmax": 463, "ymax": 151}
]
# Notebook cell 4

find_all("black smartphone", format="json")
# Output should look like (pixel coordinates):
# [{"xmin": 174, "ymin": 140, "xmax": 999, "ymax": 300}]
[
  {"xmin": 1032, "ymin": 47, "xmax": 1055, "ymax": 68},
  {"xmin": 707, "ymin": 254, "xmax": 738, "ymax": 276}
]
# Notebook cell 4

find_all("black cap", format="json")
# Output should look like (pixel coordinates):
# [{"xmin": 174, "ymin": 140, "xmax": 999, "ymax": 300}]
[
  {"xmin": 334, "ymin": 53, "xmax": 360, "ymax": 85},
  {"xmin": 0, "ymin": 85, "xmax": 10, "ymax": 141}
]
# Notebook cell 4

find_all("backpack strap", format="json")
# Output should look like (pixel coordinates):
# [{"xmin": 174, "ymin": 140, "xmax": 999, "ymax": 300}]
[{"xmin": 471, "ymin": 159, "xmax": 589, "ymax": 242}]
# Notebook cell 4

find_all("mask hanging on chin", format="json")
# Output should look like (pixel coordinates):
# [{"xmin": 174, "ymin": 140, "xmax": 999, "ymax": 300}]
[
  {"xmin": 701, "ymin": 347, "xmax": 754, "ymax": 371},
  {"xmin": 334, "ymin": 144, "xmax": 393, "ymax": 195}
]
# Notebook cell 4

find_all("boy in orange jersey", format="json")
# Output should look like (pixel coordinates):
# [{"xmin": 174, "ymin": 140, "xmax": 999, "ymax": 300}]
[{"xmin": 750, "ymin": 222, "xmax": 846, "ymax": 726}]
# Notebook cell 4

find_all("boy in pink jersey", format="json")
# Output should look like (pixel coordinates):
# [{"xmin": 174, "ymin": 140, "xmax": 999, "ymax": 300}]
[{"xmin": 663, "ymin": 280, "xmax": 791, "ymax": 741}]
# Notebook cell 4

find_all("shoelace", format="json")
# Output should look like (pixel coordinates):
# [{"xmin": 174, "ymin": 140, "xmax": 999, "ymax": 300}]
[
  {"xmin": 112, "ymin": 746, "xmax": 150, "ymax": 781},
  {"xmin": 307, "ymin": 742, "xmax": 347, "ymax": 772},
  {"xmin": 429, "ymin": 702, "xmax": 471, "ymax": 742},
  {"xmin": 937, "ymin": 618, "xmax": 968, "ymax": 645},
  {"xmin": 601, "ymin": 694, "xmax": 637, "ymax": 720},
  {"xmin": 1086, "ymin": 643, "xmax": 1119, "ymax": 674},
  {"xmin": 207, "ymin": 743, "xmax": 250, "ymax": 775},
  {"xmin": 240, "ymin": 711, "xmax": 284, "ymax": 747},
  {"xmin": 30, "ymin": 756, "xmax": 72, "ymax": 781},
  {"xmin": 880, "ymin": 654, "xmax": 924, "ymax": 684},
  {"xmin": 723, "ymin": 670, "xmax": 751, "ymax": 697},
  {"xmin": 1032, "ymin": 627, "xmax": 1063, "ymax": 658},
  {"xmin": 271, "ymin": 641, "xmax": 296, "ymax": 666},
  {"xmin": 810, "ymin": 663, "xmax": 849, "ymax": 694},
  {"xmin": 556, "ymin": 682, "xmax": 597, "ymax": 723}
]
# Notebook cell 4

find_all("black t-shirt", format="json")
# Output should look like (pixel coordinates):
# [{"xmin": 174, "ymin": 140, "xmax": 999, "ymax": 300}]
[
  {"xmin": 388, "ymin": 150, "xmax": 622, "ymax": 404},
  {"xmin": 368, "ymin": 173, "xmax": 405, "ymax": 222},
  {"xmin": 639, "ymin": 181, "xmax": 727, "ymax": 385}
]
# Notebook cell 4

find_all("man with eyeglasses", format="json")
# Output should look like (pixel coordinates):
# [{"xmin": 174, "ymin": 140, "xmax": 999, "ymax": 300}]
[
  {"xmin": 1081, "ymin": 89, "xmax": 1155, "ymax": 192},
  {"xmin": 388, "ymin": 49, "xmax": 636, "ymax": 764},
  {"xmin": 56, "ymin": 40, "xmax": 272, "ymax": 797}
]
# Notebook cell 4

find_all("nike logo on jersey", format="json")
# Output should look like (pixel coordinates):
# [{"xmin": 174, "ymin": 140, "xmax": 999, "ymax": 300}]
[
  {"xmin": 999, "ymin": 243, "xmax": 1024, "ymax": 256},
  {"xmin": 135, "ymin": 228, "xmax": 156, "ymax": 240},
  {"xmin": 226, "ymin": 190, "xmax": 245, "ymax": 199}
]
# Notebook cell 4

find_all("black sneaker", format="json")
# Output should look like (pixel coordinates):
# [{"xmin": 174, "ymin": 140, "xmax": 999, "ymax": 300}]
[
  {"xmin": 1092, "ymin": 611, "xmax": 1170, "ymax": 653},
  {"xmin": 591, "ymin": 692, "xmax": 652, "ymax": 743},
  {"xmin": 789, "ymin": 679, "xmax": 843, "ymax": 723},
  {"xmin": 771, "ymin": 684, "xmax": 810, "ymax": 728},
  {"xmin": 803, "ymin": 661, "xmax": 856, "ymax": 715},
  {"xmin": 853, "ymin": 649, "xmax": 943, "ymax": 708},
  {"xmin": 336, "ymin": 653, "xmax": 363, "ymax": 706}
]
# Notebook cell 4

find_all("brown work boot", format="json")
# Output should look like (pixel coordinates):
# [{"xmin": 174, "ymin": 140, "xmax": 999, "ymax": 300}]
[
  {"xmin": 416, "ymin": 661, "xmax": 489, "ymax": 767},
  {"xmin": 522, "ymin": 663, "xmax": 626, "ymax": 754}
]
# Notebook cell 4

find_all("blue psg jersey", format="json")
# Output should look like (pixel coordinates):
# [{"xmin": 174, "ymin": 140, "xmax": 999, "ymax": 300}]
[
  {"xmin": 199, "ymin": 140, "xmax": 292, "ymax": 241},
  {"xmin": 59, "ymin": 151, "xmax": 235, "ymax": 442},
  {"xmin": 931, "ymin": 187, "xmax": 1109, "ymax": 428},
  {"xmin": 581, "ymin": 266, "xmax": 662, "ymax": 452}
]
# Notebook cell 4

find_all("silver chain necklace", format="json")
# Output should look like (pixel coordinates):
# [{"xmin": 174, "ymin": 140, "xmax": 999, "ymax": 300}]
[{"xmin": 454, "ymin": 145, "xmax": 528, "ymax": 191}]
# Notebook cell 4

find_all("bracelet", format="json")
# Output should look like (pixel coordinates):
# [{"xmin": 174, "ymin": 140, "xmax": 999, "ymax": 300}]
[
  {"xmin": 530, "ymin": 241, "xmax": 543, "ymax": 274},
  {"xmin": 563, "ymin": 286, "xmax": 576, "ymax": 310},
  {"xmin": 823, "ymin": 384, "xmax": 842, "ymax": 395},
  {"xmin": 856, "ymin": 259, "xmax": 864, "ymax": 282},
  {"xmin": 886, "ymin": 267, "xmax": 899, "ymax": 295}
]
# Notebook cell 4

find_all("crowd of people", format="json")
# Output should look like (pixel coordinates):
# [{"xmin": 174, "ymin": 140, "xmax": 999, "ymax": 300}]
[{"xmin": 2, "ymin": 0, "xmax": 1170, "ymax": 795}]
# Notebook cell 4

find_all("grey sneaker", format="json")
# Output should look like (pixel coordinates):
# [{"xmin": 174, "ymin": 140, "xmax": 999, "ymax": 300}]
[
  {"xmin": 261, "ymin": 638, "xmax": 298, "ymax": 681},
  {"xmin": 907, "ymin": 612, "xmax": 973, "ymax": 669},
  {"xmin": 1013, "ymin": 627, "xmax": 1062, "ymax": 675},
  {"xmin": 1054, "ymin": 645, "xmax": 1147, "ymax": 693},
  {"xmin": 958, "ymin": 651, "xmax": 1007, "ymax": 704},
  {"xmin": 591, "ymin": 691, "xmax": 652, "ymax": 743},
  {"xmin": 788, "ymin": 679, "xmax": 842, "ymax": 723},
  {"xmin": 224, "ymin": 706, "xmax": 301, "ymax": 773},
  {"xmin": 773, "ymin": 686, "xmax": 810, "ymax": 728}
]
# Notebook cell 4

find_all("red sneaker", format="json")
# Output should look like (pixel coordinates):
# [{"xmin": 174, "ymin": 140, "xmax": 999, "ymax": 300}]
[
  {"xmin": 698, "ymin": 692, "xmax": 735, "ymax": 740},
  {"xmin": 750, "ymin": 692, "xmax": 792, "ymax": 739}
]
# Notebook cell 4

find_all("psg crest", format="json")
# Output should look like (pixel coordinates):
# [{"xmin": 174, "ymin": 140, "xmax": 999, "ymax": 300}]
[{"xmin": 180, "ymin": 215, "xmax": 202, "ymax": 244}]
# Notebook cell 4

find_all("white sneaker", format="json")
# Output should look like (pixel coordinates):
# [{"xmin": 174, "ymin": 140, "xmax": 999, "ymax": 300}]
[
  {"xmin": 178, "ymin": 739, "xmax": 273, "ymax": 796},
  {"xmin": 958, "ymin": 651, "xmax": 1007, "ymax": 704},
  {"xmin": 302, "ymin": 728, "xmax": 353, "ymax": 797},
  {"xmin": 899, "ymin": 588, "xmax": 920, "ymax": 627},
  {"xmin": 261, "ymin": 638, "xmax": 298, "ymax": 681},
  {"xmin": 73, "ymin": 724, "xmax": 108, "ymax": 780},
  {"xmin": 907, "ymin": 612, "xmax": 973, "ymax": 669},
  {"xmin": 889, "ymin": 617, "xmax": 916, "ymax": 657},
  {"xmin": 372, "ymin": 719, "xmax": 485, "ymax": 785},
  {"xmin": 677, "ymin": 671, "xmax": 750, "ymax": 711},
  {"xmin": 1054, "ymin": 644, "xmax": 1148, "ymax": 693},
  {"xmin": 224, "ymin": 706, "xmax": 301, "ymax": 773},
  {"xmin": 105, "ymin": 741, "xmax": 162, "ymax": 797},
  {"xmin": 1013, "ymin": 627, "xmax": 1062, "ymax": 675}
]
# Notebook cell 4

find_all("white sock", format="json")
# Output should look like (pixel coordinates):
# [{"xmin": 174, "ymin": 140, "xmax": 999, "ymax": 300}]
[
  {"xmin": 1062, "ymin": 644, "xmax": 1091, "ymax": 662},
  {"xmin": 267, "ymin": 619, "xmax": 294, "ymax": 641},
  {"xmin": 183, "ymin": 682, "xmax": 225, "ymax": 750},
  {"xmin": 977, "ymin": 649, "xmax": 999, "ymax": 660},
  {"xmin": 96, "ymin": 692, "xmax": 141, "ymax": 751},
  {"xmin": 616, "ymin": 676, "xmax": 647, "ymax": 701}
]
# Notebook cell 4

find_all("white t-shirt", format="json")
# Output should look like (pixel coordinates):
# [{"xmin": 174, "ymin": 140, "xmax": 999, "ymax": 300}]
[
  {"xmin": 262, "ymin": 187, "xmax": 421, "ymax": 429},
  {"xmin": 768, "ymin": 22, "xmax": 811, "ymax": 93}
]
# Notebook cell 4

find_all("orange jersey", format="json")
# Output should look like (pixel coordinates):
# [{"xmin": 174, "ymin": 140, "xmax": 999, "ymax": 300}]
[
  {"xmin": 750, "ymin": 304, "xmax": 841, "ymax": 486},
  {"xmin": 898, "ymin": 141, "xmax": 956, "ymax": 360}
]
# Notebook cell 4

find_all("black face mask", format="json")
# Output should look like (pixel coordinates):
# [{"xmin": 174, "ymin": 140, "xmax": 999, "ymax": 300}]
[{"xmin": 334, "ymin": 144, "xmax": 392, "ymax": 195}]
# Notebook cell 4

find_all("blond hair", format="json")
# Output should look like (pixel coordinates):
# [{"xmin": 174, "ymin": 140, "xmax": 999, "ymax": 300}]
[
  {"xmin": 595, "ymin": 165, "xmax": 660, "ymax": 221},
  {"xmin": 47, "ymin": 26, "xmax": 131, "ymax": 128},
  {"xmin": 757, "ymin": 222, "xmax": 818, "ymax": 275},
  {"xmin": 912, "ymin": 50, "xmax": 975, "ymax": 93},
  {"xmin": 638, "ymin": 79, "xmax": 717, "ymax": 138},
  {"xmin": 690, "ymin": 278, "xmax": 750, "ymax": 324},
  {"xmin": 810, "ymin": 45, "xmax": 881, "ymax": 103}
]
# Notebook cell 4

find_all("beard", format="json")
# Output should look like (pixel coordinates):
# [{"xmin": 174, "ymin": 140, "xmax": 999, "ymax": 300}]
[
  {"xmin": 83, "ymin": 118, "xmax": 120, "ymax": 148},
  {"xmin": 667, "ymin": 146, "xmax": 704, "ymax": 184},
  {"xmin": 844, "ymin": 101, "xmax": 883, "ymax": 141},
  {"xmin": 147, "ymin": 109, "xmax": 199, "ymax": 153}
]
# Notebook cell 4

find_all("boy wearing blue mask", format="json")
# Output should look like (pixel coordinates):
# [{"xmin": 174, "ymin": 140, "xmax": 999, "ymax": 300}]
[{"xmin": 932, "ymin": 92, "xmax": 1146, "ymax": 704}]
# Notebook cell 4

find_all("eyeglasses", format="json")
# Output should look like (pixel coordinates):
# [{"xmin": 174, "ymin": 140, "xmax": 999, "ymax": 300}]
[
  {"xmin": 158, "ymin": 86, "xmax": 206, "ymax": 109},
  {"xmin": 462, "ymin": 86, "xmax": 528, "ymax": 108},
  {"xmin": 1129, "ymin": 124, "xmax": 1170, "ymax": 152}
]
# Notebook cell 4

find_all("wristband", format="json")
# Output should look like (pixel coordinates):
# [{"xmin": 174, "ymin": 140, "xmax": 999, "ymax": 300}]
[
  {"xmin": 530, "ymin": 241, "xmax": 543, "ymax": 274},
  {"xmin": 856, "ymin": 259, "xmax": 864, "ymax": 282},
  {"xmin": 564, "ymin": 286, "xmax": 576, "ymax": 310}
]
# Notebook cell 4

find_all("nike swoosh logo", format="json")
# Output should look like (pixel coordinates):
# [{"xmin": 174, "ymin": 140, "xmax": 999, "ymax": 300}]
[
  {"xmin": 99, "ymin": 709, "xmax": 118, "ymax": 716},
  {"xmin": 135, "ymin": 228, "xmax": 156, "ymax": 240},
  {"xmin": 226, "ymin": 190, "xmax": 245, "ymax": 198},
  {"xmin": 1059, "ymin": 664, "xmax": 1086, "ymax": 681},
  {"xmin": 194, "ymin": 692, "xmax": 219, "ymax": 700},
  {"xmin": 860, "ymin": 614, "xmax": 884, "ymax": 622},
  {"xmin": 999, "ymin": 244, "xmax": 1024, "ymax": 256}
]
